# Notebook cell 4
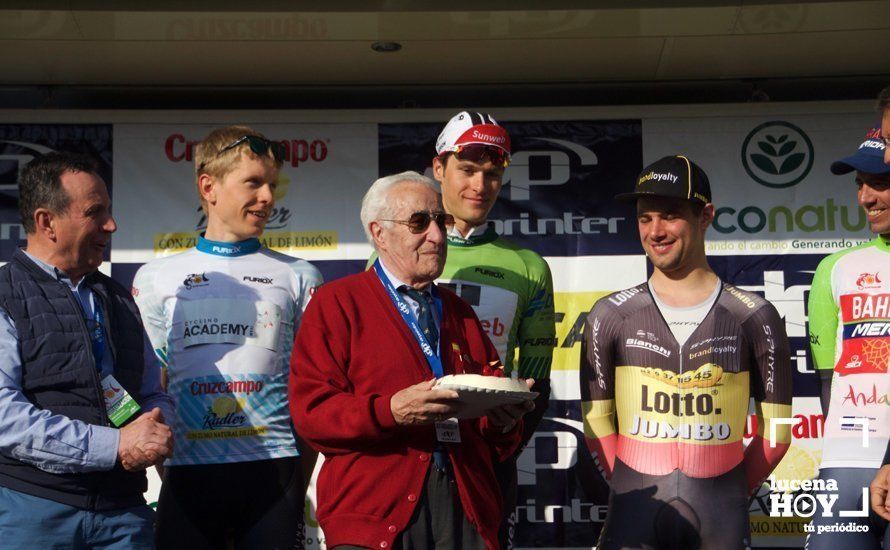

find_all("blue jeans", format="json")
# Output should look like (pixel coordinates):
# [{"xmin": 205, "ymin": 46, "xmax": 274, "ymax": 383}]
[
  {"xmin": 806, "ymin": 467, "xmax": 890, "ymax": 550},
  {"xmin": 0, "ymin": 486, "xmax": 154, "ymax": 549}
]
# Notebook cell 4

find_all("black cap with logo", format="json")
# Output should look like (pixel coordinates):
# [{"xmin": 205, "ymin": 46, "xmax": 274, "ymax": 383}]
[{"xmin": 615, "ymin": 155, "xmax": 712, "ymax": 204}]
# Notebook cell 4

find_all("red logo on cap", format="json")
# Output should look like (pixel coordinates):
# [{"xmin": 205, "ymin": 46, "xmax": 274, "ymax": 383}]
[{"xmin": 455, "ymin": 124, "xmax": 510, "ymax": 153}]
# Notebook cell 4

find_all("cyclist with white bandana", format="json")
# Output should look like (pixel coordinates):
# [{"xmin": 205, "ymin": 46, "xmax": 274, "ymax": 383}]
[
  {"xmin": 132, "ymin": 125, "xmax": 322, "ymax": 549},
  {"xmin": 809, "ymin": 125, "xmax": 890, "ymax": 548}
]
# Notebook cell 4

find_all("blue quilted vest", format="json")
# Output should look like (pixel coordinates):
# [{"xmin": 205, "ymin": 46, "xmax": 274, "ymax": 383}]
[{"xmin": 0, "ymin": 249, "xmax": 147, "ymax": 510}]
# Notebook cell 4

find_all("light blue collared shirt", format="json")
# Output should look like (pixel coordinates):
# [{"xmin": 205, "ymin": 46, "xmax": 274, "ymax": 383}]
[{"xmin": 0, "ymin": 251, "xmax": 174, "ymax": 474}]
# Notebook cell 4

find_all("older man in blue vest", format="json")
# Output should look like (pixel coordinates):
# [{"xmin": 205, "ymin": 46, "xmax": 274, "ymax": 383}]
[{"xmin": 0, "ymin": 152, "xmax": 173, "ymax": 549}]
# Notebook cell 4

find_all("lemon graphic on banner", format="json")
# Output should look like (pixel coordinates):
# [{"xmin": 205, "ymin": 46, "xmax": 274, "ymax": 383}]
[
  {"xmin": 273, "ymin": 173, "xmax": 290, "ymax": 202},
  {"xmin": 211, "ymin": 396, "xmax": 241, "ymax": 417},
  {"xmin": 770, "ymin": 446, "xmax": 821, "ymax": 492}
]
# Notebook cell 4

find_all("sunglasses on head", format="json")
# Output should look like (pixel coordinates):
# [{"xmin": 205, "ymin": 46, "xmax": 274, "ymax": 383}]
[
  {"xmin": 220, "ymin": 135, "xmax": 286, "ymax": 161},
  {"xmin": 451, "ymin": 143, "xmax": 510, "ymax": 168},
  {"xmin": 199, "ymin": 135, "xmax": 286, "ymax": 172},
  {"xmin": 380, "ymin": 211, "xmax": 455, "ymax": 234}
]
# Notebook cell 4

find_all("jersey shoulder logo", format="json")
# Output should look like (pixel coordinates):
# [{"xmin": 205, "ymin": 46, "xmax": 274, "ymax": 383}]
[
  {"xmin": 606, "ymin": 285, "xmax": 645, "ymax": 308},
  {"xmin": 723, "ymin": 284, "xmax": 759, "ymax": 310},
  {"xmin": 183, "ymin": 272, "xmax": 210, "ymax": 290}
]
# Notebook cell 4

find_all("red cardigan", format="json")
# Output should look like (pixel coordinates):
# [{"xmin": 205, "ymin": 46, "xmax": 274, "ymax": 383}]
[{"xmin": 289, "ymin": 269, "xmax": 522, "ymax": 550}]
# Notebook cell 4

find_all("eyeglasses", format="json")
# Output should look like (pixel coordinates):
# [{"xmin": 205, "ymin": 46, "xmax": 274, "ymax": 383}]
[
  {"xmin": 199, "ymin": 135, "xmax": 286, "ymax": 171},
  {"xmin": 453, "ymin": 143, "xmax": 511, "ymax": 168},
  {"xmin": 380, "ymin": 211, "xmax": 455, "ymax": 234}
]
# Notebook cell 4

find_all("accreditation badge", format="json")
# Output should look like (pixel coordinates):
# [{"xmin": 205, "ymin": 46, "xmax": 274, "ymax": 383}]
[
  {"xmin": 101, "ymin": 375, "xmax": 141, "ymax": 427},
  {"xmin": 435, "ymin": 418, "xmax": 461, "ymax": 443}
]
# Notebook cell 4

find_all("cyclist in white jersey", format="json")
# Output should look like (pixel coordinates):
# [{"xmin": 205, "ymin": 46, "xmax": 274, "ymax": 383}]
[
  {"xmin": 132, "ymin": 126, "xmax": 322, "ymax": 549},
  {"xmin": 807, "ymin": 125, "xmax": 890, "ymax": 548}
]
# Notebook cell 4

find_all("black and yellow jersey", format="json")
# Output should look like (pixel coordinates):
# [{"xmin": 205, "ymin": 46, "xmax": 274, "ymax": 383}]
[{"xmin": 580, "ymin": 281, "xmax": 792, "ymax": 486}]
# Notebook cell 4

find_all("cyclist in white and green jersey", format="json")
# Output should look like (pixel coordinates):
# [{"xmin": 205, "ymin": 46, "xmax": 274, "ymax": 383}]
[
  {"xmin": 807, "ymin": 126, "xmax": 890, "ymax": 548},
  {"xmin": 432, "ymin": 112, "xmax": 555, "ymax": 547}
]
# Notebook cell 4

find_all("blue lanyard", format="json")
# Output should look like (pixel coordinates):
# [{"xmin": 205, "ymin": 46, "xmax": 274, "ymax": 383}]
[
  {"xmin": 89, "ymin": 305, "xmax": 105, "ymax": 371},
  {"xmin": 373, "ymin": 260, "xmax": 444, "ymax": 379}
]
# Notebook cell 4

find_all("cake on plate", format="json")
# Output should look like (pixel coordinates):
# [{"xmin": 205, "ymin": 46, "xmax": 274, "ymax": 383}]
[{"xmin": 435, "ymin": 374, "xmax": 530, "ymax": 394}]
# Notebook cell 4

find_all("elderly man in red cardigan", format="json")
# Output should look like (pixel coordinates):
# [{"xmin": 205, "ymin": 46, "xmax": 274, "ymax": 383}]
[{"xmin": 289, "ymin": 171, "xmax": 534, "ymax": 550}]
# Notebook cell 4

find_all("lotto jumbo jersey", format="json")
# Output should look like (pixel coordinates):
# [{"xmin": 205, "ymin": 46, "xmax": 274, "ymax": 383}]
[
  {"xmin": 808, "ymin": 236, "xmax": 890, "ymax": 469},
  {"xmin": 581, "ymin": 282, "xmax": 792, "ymax": 478},
  {"xmin": 132, "ymin": 236, "xmax": 322, "ymax": 466},
  {"xmin": 438, "ymin": 225, "xmax": 555, "ymax": 379}
]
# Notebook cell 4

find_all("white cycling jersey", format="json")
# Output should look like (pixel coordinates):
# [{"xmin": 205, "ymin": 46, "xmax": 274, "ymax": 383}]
[
  {"xmin": 132, "ymin": 236, "xmax": 322, "ymax": 466},
  {"xmin": 809, "ymin": 237, "xmax": 890, "ymax": 469}
]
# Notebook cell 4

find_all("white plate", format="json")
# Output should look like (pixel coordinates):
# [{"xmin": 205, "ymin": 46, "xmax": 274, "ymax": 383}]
[{"xmin": 435, "ymin": 383, "xmax": 538, "ymax": 419}]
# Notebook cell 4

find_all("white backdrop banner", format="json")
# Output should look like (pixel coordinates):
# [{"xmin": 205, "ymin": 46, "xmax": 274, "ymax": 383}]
[
  {"xmin": 111, "ymin": 123, "xmax": 379, "ymax": 264},
  {"xmin": 644, "ymin": 111, "xmax": 876, "ymax": 255}
]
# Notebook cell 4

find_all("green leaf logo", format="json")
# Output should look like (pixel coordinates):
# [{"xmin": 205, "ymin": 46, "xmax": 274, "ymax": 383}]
[{"xmin": 741, "ymin": 121, "xmax": 814, "ymax": 188}]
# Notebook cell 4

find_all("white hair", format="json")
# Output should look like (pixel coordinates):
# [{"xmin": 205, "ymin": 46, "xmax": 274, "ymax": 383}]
[{"xmin": 360, "ymin": 171, "xmax": 440, "ymax": 246}]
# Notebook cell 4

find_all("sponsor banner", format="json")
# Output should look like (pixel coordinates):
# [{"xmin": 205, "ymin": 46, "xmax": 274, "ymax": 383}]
[
  {"xmin": 0, "ymin": 124, "xmax": 113, "ymax": 261},
  {"xmin": 706, "ymin": 237, "xmax": 874, "ymax": 256},
  {"xmin": 515, "ymin": 401, "xmax": 610, "ymax": 547},
  {"xmin": 644, "ymin": 113, "xmax": 875, "ymax": 252},
  {"xmin": 548, "ymin": 255, "xmax": 648, "ymax": 396},
  {"xmin": 111, "ymin": 123, "xmax": 377, "ymax": 263},
  {"xmin": 153, "ymin": 230, "xmax": 339, "ymax": 255},
  {"xmin": 379, "ymin": 120, "xmax": 643, "ymax": 256}
]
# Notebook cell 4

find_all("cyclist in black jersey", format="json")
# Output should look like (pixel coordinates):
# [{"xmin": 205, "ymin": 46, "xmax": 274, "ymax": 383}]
[{"xmin": 581, "ymin": 156, "xmax": 792, "ymax": 550}]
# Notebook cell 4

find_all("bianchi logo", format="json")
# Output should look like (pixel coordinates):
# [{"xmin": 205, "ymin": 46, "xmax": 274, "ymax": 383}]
[
  {"xmin": 741, "ymin": 121, "xmax": 814, "ymax": 189},
  {"xmin": 625, "ymin": 338, "xmax": 671, "ymax": 357}
]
